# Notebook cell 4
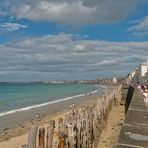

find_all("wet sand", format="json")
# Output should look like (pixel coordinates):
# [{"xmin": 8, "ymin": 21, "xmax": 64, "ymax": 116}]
[
  {"xmin": 0, "ymin": 99, "xmax": 125, "ymax": 148},
  {"xmin": 0, "ymin": 103, "xmax": 125, "ymax": 148},
  {"xmin": 0, "ymin": 110, "xmax": 67, "ymax": 148},
  {"xmin": 0, "ymin": 94, "xmax": 90, "ymax": 133},
  {"xmin": 0, "ymin": 85, "xmax": 123, "ymax": 148},
  {"xmin": 0, "ymin": 90, "xmax": 104, "ymax": 143}
]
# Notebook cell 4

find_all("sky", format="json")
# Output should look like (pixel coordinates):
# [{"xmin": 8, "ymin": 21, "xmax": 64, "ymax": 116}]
[{"xmin": 0, "ymin": 0, "xmax": 148, "ymax": 82}]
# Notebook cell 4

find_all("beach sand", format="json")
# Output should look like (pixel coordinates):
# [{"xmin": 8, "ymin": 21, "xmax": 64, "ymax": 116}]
[
  {"xmin": 97, "ymin": 85, "xmax": 127, "ymax": 148},
  {"xmin": 0, "ymin": 85, "xmax": 124, "ymax": 148},
  {"xmin": 0, "ymin": 91, "xmax": 102, "ymax": 147},
  {"xmin": 97, "ymin": 102, "xmax": 125, "ymax": 148},
  {"xmin": 0, "ymin": 103, "xmax": 125, "ymax": 148},
  {"xmin": 0, "ymin": 111, "xmax": 67, "ymax": 148}
]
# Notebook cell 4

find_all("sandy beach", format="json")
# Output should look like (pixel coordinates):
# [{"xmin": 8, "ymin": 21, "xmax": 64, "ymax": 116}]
[
  {"xmin": 97, "ymin": 85, "xmax": 127, "ymax": 148},
  {"xmin": 0, "ymin": 95, "xmax": 125, "ymax": 148},
  {"xmin": 97, "ymin": 101, "xmax": 125, "ymax": 148},
  {"xmin": 0, "ymin": 110, "xmax": 68, "ymax": 148},
  {"xmin": 0, "ymin": 91, "xmax": 100, "ymax": 133},
  {"xmin": 0, "ymin": 89, "xmax": 104, "ymax": 146},
  {"xmin": 0, "ymin": 85, "xmax": 123, "ymax": 148}
]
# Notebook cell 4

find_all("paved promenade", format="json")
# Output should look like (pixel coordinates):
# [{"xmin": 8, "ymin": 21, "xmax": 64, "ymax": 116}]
[{"xmin": 116, "ymin": 88, "xmax": 148, "ymax": 148}]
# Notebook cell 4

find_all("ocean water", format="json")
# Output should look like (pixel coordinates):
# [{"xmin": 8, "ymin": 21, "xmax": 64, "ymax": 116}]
[{"xmin": 0, "ymin": 83, "xmax": 104, "ymax": 116}]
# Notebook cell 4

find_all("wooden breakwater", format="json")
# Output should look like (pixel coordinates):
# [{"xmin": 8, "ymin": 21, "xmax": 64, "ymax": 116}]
[{"xmin": 22, "ymin": 85, "xmax": 122, "ymax": 148}]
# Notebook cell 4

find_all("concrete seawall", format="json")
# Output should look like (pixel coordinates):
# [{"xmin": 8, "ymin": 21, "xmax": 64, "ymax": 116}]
[{"xmin": 116, "ymin": 87, "xmax": 148, "ymax": 148}]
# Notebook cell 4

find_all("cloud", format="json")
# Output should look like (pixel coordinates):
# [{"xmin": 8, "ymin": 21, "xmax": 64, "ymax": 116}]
[
  {"xmin": 0, "ymin": 0, "xmax": 140, "ymax": 25},
  {"xmin": 98, "ymin": 60, "xmax": 118, "ymax": 66},
  {"xmin": 0, "ymin": 33, "xmax": 148, "ymax": 81},
  {"xmin": 127, "ymin": 16, "xmax": 148, "ymax": 37},
  {"xmin": 0, "ymin": 22, "xmax": 27, "ymax": 32}
]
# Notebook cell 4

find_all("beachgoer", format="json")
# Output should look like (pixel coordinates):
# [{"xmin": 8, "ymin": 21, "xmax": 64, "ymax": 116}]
[
  {"xmin": 142, "ymin": 89, "xmax": 148, "ymax": 111},
  {"xmin": 137, "ymin": 85, "xmax": 141, "ymax": 89},
  {"xmin": 140, "ymin": 85, "xmax": 144, "ymax": 94},
  {"xmin": 36, "ymin": 113, "xmax": 40, "ymax": 118},
  {"xmin": 72, "ymin": 103, "xmax": 75, "ymax": 108}
]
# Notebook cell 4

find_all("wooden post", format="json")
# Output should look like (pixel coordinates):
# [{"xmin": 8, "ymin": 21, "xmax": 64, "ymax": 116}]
[
  {"xmin": 86, "ymin": 109, "xmax": 93, "ymax": 148},
  {"xmin": 58, "ymin": 117, "xmax": 65, "ymax": 148},
  {"xmin": 38, "ymin": 127, "xmax": 45, "ymax": 148},
  {"xmin": 46, "ymin": 120, "xmax": 55, "ymax": 148},
  {"xmin": 28, "ymin": 125, "xmax": 38, "ymax": 148}
]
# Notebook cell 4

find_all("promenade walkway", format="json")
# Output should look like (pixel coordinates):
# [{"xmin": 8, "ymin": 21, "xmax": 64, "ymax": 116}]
[{"xmin": 116, "ymin": 88, "xmax": 148, "ymax": 148}]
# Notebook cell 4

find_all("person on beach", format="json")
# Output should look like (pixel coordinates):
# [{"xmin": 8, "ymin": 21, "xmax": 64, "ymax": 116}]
[
  {"xmin": 34, "ymin": 113, "xmax": 40, "ymax": 123},
  {"xmin": 136, "ymin": 84, "xmax": 148, "ymax": 111},
  {"xmin": 142, "ymin": 88, "xmax": 148, "ymax": 111}
]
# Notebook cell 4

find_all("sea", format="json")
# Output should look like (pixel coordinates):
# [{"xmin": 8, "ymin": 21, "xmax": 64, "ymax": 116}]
[{"xmin": 0, "ymin": 83, "xmax": 105, "ymax": 117}]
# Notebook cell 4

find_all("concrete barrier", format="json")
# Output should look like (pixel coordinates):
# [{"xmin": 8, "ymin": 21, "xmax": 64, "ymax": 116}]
[{"xmin": 116, "ymin": 88, "xmax": 148, "ymax": 148}]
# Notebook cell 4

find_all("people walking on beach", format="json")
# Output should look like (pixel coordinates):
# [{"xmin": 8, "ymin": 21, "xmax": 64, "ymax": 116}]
[
  {"xmin": 136, "ymin": 84, "xmax": 148, "ymax": 112},
  {"xmin": 136, "ymin": 84, "xmax": 143, "ymax": 93},
  {"xmin": 142, "ymin": 88, "xmax": 148, "ymax": 111}
]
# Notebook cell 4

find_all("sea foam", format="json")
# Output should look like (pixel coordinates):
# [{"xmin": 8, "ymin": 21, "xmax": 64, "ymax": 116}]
[{"xmin": 0, "ymin": 89, "xmax": 98, "ymax": 117}]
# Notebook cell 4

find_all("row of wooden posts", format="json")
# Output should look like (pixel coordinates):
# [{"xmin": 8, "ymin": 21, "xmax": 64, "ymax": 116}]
[{"xmin": 22, "ymin": 86, "xmax": 122, "ymax": 148}]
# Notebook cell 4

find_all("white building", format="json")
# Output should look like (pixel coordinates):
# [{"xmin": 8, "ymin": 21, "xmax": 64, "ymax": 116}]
[
  {"xmin": 126, "ymin": 73, "xmax": 132, "ymax": 85},
  {"xmin": 131, "ymin": 70, "xmax": 136, "ymax": 78},
  {"xmin": 126, "ymin": 59, "xmax": 148, "ymax": 84},
  {"xmin": 140, "ymin": 72, "xmax": 148, "ymax": 84},
  {"xmin": 139, "ymin": 62, "xmax": 148, "ymax": 77},
  {"xmin": 135, "ymin": 59, "xmax": 148, "ymax": 84}
]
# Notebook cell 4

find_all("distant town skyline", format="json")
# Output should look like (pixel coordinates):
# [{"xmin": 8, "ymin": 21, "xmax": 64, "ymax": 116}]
[{"xmin": 0, "ymin": 0, "xmax": 148, "ymax": 81}]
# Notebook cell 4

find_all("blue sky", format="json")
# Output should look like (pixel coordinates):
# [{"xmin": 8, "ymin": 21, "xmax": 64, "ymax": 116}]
[{"xmin": 0, "ymin": 0, "xmax": 148, "ymax": 81}]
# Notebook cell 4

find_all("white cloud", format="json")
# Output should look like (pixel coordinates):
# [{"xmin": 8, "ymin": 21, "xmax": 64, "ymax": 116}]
[
  {"xmin": 98, "ymin": 60, "xmax": 118, "ymax": 66},
  {"xmin": 128, "ymin": 16, "xmax": 148, "ymax": 31},
  {"xmin": 0, "ymin": 22, "xmax": 27, "ymax": 32},
  {"xmin": 0, "ymin": 0, "xmax": 140, "ymax": 25},
  {"xmin": 127, "ymin": 16, "xmax": 148, "ymax": 37},
  {"xmin": 0, "ymin": 33, "xmax": 148, "ymax": 81}
]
